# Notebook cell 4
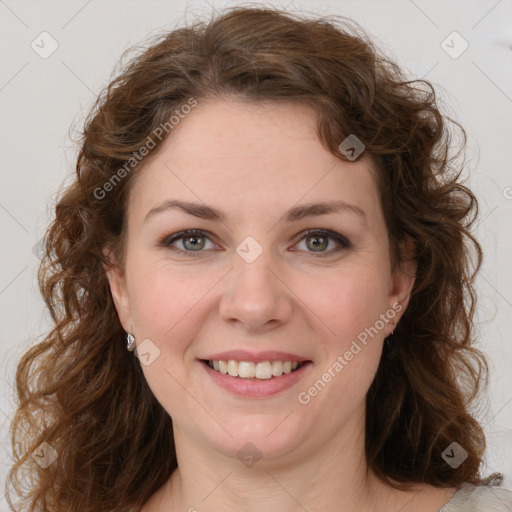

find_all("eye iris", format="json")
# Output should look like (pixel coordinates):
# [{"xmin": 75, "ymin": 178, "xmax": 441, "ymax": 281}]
[
  {"xmin": 307, "ymin": 234, "xmax": 328, "ymax": 251},
  {"xmin": 183, "ymin": 235, "xmax": 205, "ymax": 251}
]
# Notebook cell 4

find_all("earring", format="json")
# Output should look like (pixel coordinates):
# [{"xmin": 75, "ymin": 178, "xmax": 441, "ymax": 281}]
[{"xmin": 126, "ymin": 332, "xmax": 136, "ymax": 351}]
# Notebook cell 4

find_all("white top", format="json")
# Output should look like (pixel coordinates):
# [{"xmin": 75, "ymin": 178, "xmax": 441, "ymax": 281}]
[{"xmin": 438, "ymin": 483, "xmax": 512, "ymax": 511}]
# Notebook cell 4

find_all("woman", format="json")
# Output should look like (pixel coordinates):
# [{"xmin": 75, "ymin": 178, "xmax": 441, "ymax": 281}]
[{"xmin": 6, "ymin": 6, "xmax": 511, "ymax": 511}]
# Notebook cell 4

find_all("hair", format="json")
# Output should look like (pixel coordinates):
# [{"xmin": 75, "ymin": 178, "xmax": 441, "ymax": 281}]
[{"xmin": 6, "ymin": 4, "xmax": 493, "ymax": 511}]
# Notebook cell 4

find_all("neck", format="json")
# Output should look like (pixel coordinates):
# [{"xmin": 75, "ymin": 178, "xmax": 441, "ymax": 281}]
[{"xmin": 157, "ymin": 412, "xmax": 398, "ymax": 512}]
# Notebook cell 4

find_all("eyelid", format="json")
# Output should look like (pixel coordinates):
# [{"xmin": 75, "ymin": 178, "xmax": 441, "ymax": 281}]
[{"xmin": 160, "ymin": 228, "xmax": 351, "ymax": 256}]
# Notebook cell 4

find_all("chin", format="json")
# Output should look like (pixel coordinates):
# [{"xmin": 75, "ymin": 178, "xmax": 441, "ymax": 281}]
[{"xmin": 204, "ymin": 414, "xmax": 310, "ymax": 464}]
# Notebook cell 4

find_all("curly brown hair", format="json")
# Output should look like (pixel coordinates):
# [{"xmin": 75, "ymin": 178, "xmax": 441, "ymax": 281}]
[{"xmin": 6, "ymin": 5, "xmax": 491, "ymax": 511}]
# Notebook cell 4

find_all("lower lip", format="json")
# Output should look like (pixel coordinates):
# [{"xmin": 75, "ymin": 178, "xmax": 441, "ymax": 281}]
[{"xmin": 200, "ymin": 360, "xmax": 313, "ymax": 398}]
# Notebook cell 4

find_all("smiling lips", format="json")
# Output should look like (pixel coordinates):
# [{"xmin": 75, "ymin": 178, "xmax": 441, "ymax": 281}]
[
  {"xmin": 201, "ymin": 358, "xmax": 313, "ymax": 398},
  {"xmin": 199, "ymin": 350, "xmax": 312, "ymax": 397}
]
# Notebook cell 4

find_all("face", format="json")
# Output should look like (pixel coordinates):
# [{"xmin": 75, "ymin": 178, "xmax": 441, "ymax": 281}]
[{"xmin": 106, "ymin": 98, "xmax": 415, "ymax": 465}]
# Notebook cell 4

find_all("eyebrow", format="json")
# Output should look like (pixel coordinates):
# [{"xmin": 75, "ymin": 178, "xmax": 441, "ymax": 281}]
[{"xmin": 144, "ymin": 199, "xmax": 367, "ymax": 225}]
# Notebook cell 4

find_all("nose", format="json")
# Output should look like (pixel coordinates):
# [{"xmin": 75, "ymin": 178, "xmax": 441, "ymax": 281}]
[{"xmin": 218, "ymin": 247, "xmax": 293, "ymax": 333}]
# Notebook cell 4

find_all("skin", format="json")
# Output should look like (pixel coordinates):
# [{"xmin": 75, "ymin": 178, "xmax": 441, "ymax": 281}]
[{"xmin": 106, "ymin": 98, "xmax": 457, "ymax": 511}]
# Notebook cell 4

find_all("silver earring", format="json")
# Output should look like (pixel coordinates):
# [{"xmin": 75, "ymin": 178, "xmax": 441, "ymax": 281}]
[{"xmin": 126, "ymin": 332, "xmax": 136, "ymax": 351}]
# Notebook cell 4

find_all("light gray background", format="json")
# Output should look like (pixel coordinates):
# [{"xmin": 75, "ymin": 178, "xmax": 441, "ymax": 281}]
[{"xmin": 1, "ymin": 0, "xmax": 511, "ymax": 508}]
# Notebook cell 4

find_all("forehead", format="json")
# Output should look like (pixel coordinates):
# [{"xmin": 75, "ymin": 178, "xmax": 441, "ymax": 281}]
[{"xmin": 127, "ymin": 98, "xmax": 382, "ymax": 228}]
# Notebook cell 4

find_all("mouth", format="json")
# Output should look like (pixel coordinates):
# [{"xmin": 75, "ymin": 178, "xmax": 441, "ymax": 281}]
[
  {"xmin": 200, "ymin": 359, "xmax": 311, "ymax": 380},
  {"xmin": 199, "ymin": 357, "xmax": 313, "ymax": 398}
]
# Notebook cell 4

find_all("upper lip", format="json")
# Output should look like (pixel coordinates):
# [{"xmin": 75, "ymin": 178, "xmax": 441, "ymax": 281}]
[{"xmin": 201, "ymin": 350, "xmax": 310, "ymax": 363}]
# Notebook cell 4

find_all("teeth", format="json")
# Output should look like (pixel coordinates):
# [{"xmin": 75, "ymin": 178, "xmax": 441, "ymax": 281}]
[
  {"xmin": 207, "ymin": 359, "xmax": 304, "ymax": 379},
  {"xmin": 271, "ymin": 360, "xmax": 283, "ymax": 376},
  {"xmin": 218, "ymin": 360, "xmax": 228, "ymax": 374},
  {"xmin": 255, "ymin": 361, "xmax": 272, "ymax": 379},
  {"xmin": 227, "ymin": 360, "xmax": 239, "ymax": 377},
  {"xmin": 238, "ymin": 361, "xmax": 255, "ymax": 378}
]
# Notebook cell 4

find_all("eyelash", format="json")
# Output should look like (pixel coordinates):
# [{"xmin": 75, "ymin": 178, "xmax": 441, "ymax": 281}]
[{"xmin": 159, "ymin": 228, "xmax": 351, "ymax": 258}]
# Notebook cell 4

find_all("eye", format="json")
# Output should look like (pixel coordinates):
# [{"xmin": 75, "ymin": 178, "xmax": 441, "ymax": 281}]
[
  {"xmin": 292, "ymin": 228, "xmax": 351, "ymax": 256},
  {"xmin": 161, "ymin": 230, "xmax": 217, "ymax": 254},
  {"xmin": 159, "ymin": 228, "xmax": 351, "ymax": 256}
]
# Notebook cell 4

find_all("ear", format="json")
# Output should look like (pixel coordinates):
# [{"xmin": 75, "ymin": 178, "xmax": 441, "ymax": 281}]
[
  {"xmin": 386, "ymin": 237, "xmax": 417, "ymax": 335},
  {"xmin": 103, "ymin": 248, "xmax": 133, "ymax": 333}
]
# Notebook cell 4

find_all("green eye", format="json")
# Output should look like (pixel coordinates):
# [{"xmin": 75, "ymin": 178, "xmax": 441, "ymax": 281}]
[
  {"xmin": 161, "ymin": 228, "xmax": 351, "ymax": 257},
  {"xmin": 293, "ymin": 229, "xmax": 351, "ymax": 256},
  {"xmin": 180, "ymin": 233, "xmax": 206, "ymax": 251}
]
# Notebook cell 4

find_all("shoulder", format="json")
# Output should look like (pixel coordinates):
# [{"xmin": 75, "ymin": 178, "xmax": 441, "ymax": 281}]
[{"xmin": 438, "ymin": 482, "xmax": 512, "ymax": 511}]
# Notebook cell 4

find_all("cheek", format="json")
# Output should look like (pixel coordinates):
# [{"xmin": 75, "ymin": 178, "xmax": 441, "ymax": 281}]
[
  {"xmin": 126, "ymin": 266, "xmax": 208, "ymax": 406},
  {"xmin": 295, "ymin": 268, "xmax": 389, "ymax": 414},
  {"xmin": 294, "ymin": 261, "xmax": 391, "ymax": 343},
  {"xmin": 127, "ymin": 259, "xmax": 221, "ymax": 356},
  {"xmin": 128, "ymin": 252, "xmax": 391, "ymax": 349}
]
